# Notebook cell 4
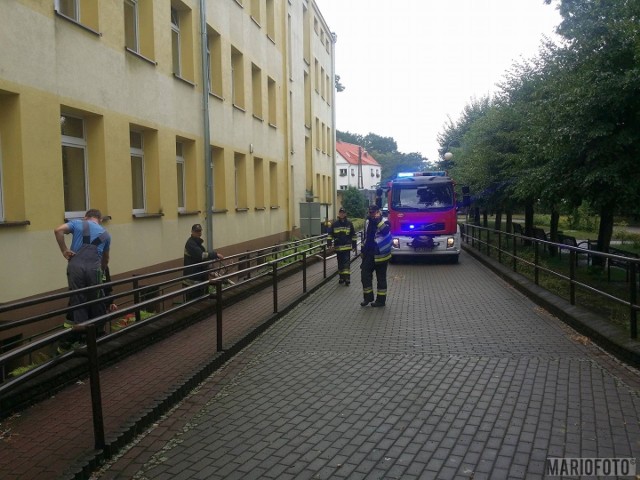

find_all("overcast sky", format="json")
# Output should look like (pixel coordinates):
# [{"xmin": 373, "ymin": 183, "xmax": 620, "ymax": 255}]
[{"xmin": 314, "ymin": 0, "xmax": 562, "ymax": 162}]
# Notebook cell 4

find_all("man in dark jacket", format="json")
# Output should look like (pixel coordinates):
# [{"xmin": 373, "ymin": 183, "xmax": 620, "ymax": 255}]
[
  {"xmin": 183, "ymin": 224, "xmax": 224, "ymax": 300},
  {"xmin": 360, "ymin": 204, "xmax": 392, "ymax": 307},
  {"xmin": 327, "ymin": 207, "xmax": 357, "ymax": 285}
]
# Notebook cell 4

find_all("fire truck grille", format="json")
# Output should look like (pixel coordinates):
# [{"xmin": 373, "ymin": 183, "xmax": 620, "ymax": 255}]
[{"xmin": 400, "ymin": 222, "xmax": 445, "ymax": 232}]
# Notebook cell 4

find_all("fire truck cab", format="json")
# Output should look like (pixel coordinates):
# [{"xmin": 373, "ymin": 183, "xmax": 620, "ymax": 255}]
[{"xmin": 385, "ymin": 171, "xmax": 461, "ymax": 263}]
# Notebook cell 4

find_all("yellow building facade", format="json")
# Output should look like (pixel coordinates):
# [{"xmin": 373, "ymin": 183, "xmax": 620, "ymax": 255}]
[{"xmin": 0, "ymin": 0, "xmax": 335, "ymax": 303}]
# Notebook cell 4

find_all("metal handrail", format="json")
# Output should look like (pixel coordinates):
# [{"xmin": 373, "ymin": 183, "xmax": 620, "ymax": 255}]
[
  {"xmin": 0, "ymin": 234, "xmax": 332, "ymax": 449},
  {"xmin": 463, "ymin": 223, "xmax": 639, "ymax": 339}
]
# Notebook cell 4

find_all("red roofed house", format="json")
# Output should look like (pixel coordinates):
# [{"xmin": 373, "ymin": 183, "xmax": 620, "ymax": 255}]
[{"xmin": 335, "ymin": 141, "xmax": 381, "ymax": 191}]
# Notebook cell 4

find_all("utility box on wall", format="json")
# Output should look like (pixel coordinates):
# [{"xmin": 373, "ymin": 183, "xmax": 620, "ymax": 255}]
[{"xmin": 299, "ymin": 202, "xmax": 321, "ymax": 236}]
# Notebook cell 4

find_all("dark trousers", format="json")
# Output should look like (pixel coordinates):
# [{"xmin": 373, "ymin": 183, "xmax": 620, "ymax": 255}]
[
  {"xmin": 336, "ymin": 249, "xmax": 351, "ymax": 281},
  {"xmin": 67, "ymin": 260, "xmax": 105, "ymax": 324},
  {"xmin": 360, "ymin": 255, "xmax": 388, "ymax": 304}
]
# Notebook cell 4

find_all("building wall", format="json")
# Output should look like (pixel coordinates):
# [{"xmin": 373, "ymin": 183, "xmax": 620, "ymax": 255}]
[{"xmin": 0, "ymin": 0, "xmax": 335, "ymax": 303}]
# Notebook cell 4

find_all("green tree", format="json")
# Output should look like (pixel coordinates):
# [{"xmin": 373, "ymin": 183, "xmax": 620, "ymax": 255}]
[{"xmin": 341, "ymin": 187, "xmax": 367, "ymax": 219}]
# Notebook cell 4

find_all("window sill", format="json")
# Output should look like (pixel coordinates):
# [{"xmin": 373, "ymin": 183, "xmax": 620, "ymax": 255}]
[
  {"xmin": 178, "ymin": 210, "xmax": 201, "ymax": 216},
  {"xmin": 253, "ymin": 114, "xmax": 264, "ymax": 122},
  {"xmin": 132, "ymin": 212, "xmax": 164, "ymax": 219},
  {"xmin": 235, "ymin": 208, "xmax": 249, "ymax": 213},
  {"xmin": 64, "ymin": 215, "xmax": 111, "ymax": 222},
  {"xmin": 232, "ymin": 104, "xmax": 246, "ymax": 113},
  {"xmin": 211, "ymin": 209, "xmax": 228, "ymax": 214},
  {"xmin": 209, "ymin": 91, "xmax": 224, "ymax": 102},
  {"xmin": 270, "ymin": 206, "xmax": 280, "ymax": 210},
  {"xmin": 125, "ymin": 47, "xmax": 157, "ymax": 66},
  {"xmin": 173, "ymin": 74, "xmax": 196, "ymax": 87},
  {"xmin": 254, "ymin": 207, "xmax": 266, "ymax": 211},
  {"xmin": 0, "ymin": 220, "xmax": 31, "ymax": 228},
  {"xmin": 268, "ymin": 122, "xmax": 277, "ymax": 129},
  {"xmin": 251, "ymin": 16, "xmax": 261, "ymax": 28}
]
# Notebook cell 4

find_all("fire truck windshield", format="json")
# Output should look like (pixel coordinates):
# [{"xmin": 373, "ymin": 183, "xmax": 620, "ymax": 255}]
[{"xmin": 390, "ymin": 184, "xmax": 453, "ymax": 211}]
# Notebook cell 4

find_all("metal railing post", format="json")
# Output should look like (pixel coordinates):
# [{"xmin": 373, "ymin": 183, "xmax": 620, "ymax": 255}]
[
  {"xmin": 513, "ymin": 233, "xmax": 517, "ymax": 272},
  {"xmin": 83, "ymin": 323, "xmax": 105, "ymax": 450},
  {"xmin": 272, "ymin": 262, "xmax": 278, "ymax": 313},
  {"xmin": 132, "ymin": 275, "xmax": 141, "ymax": 323},
  {"xmin": 534, "ymin": 241, "xmax": 540, "ymax": 285},
  {"xmin": 215, "ymin": 281, "xmax": 223, "ymax": 352},
  {"xmin": 323, "ymin": 244, "xmax": 327, "ymax": 278},
  {"xmin": 630, "ymin": 262, "xmax": 637, "ymax": 339},
  {"xmin": 569, "ymin": 250, "xmax": 576, "ymax": 305},
  {"xmin": 302, "ymin": 252, "xmax": 307, "ymax": 293}
]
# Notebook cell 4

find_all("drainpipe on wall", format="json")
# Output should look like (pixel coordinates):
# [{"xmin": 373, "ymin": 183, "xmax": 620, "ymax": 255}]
[
  {"xmin": 330, "ymin": 31, "xmax": 337, "ymax": 219},
  {"xmin": 200, "ymin": 0, "xmax": 214, "ymax": 251}
]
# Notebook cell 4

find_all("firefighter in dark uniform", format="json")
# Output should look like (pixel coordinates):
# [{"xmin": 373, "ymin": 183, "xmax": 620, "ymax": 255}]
[
  {"xmin": 327, "ymin": 207, "xmax": 357, "ymax": 285},
  {"xmin": 183, "ymin": 224, "xmax": 224, "ymax": 300},
  {"xmin": 360, "ymin": 204, "xmax": 392, "ymax": 307}
]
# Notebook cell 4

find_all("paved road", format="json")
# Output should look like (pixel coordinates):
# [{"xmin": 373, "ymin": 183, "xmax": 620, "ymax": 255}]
[{"xmin": 94, "ymin": 252, "xmax": 640, "ymax": 480}]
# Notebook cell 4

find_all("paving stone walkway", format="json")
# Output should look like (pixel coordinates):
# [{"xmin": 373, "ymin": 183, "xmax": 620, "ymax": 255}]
[{"xmin": 93, "ymin": 254, "xmax": 640, "ymax": 480}]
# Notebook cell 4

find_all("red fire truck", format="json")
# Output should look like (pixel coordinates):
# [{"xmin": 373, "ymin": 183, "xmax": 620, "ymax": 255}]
[{"xmin": 382, "ymin": 171, "xmax": 461, "ymax": 263}]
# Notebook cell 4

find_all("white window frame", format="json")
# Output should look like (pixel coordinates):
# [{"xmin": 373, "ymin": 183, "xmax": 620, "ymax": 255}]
[
  {"xmin": 176, "ymin": 141, "xmax": 186, "ymax": 212},
  {"xmin": 55, "ymin": 0, "xmax": 79, "ymax": 21},
  {"xmin": 130, "ymin": 130, "xmax": 146, "ymax": 214},
  {"xmin": 171, "ymin": 6, "xmax": 181, "ymax": 76},
  {"xmin": 61, "ymin": 115, "xmax": 89, "ymax": 219},
  {"xmin": 124, "ymin": 0, "xmax": 139, "ymax": 52}
]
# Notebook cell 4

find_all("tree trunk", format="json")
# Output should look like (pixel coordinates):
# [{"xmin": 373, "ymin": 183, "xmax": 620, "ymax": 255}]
[
  {"xmin": 506, "ymin": 210, "xmax": 513, "ymax": 236},
  {"xmin": 592, "ymin": 204, "xmax": 614, "ymax": 267},
  {"xmin": 549, "ymin": 207, "xmax": 560, "ymax": 257},
  {"xmin": 482, "ymin": 209, "xmax": 488, "ymax": 228},
  {"xmin": 494, "ymin": 210, "xmax": 503, "ymax": 232},
  {"xmin": 524, "ymin": 201, "xmax": 534, "ymax": 246}
]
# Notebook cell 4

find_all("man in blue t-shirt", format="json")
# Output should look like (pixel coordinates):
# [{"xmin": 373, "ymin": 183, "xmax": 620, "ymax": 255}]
[{"xmin": 54, "ymin": 209, "xmax": 111, "ymax": 324}]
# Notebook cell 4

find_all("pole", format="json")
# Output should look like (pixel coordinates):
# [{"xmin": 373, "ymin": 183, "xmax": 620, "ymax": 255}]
[{"xmin": 200, "ymin": 0, "xmax": 214, "ymax": 251}]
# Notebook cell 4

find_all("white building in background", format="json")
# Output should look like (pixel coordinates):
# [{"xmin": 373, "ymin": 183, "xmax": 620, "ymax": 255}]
[{"xmin": 335, "ymin": 141, "xmax": 381, "ymax": 191}]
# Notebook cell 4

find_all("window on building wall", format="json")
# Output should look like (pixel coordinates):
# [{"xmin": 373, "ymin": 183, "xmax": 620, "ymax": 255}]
[
  {"xmin": 130, "ymin": 130, "xmax": 146, "ymax": 214},
  {"xmin": 207, "ymin": 28, "xmax": 223, "ymax": 97},
  {"xmin": 252, "ymin": 63, "xmax": 263, "ymax": 119},
  {"xmin": 56, "ymin": 0, "xmax": 79, "ymax": 21},
  {"xmin": 326, "ymin": 74, "xmax": 331, "ymax": 104},
  {"xmin": 124, "ymin": 0, "xmax": 139, "ymax": 52},
  {"xmin": 231, "ymin": 47, "xmax": 245, "ymax": 109},
  {"xmin": 339, "ymin": 168, "xmax": 347, "ymax": 177},
  {"xmin": 314, "ymin": 59, "xmax": 319, "ymax": 93},
  {"xmin": 269, "ymin": 161, "xmax": 278, "ymax": 207},
  {"xmin": 170, "ymin": 2, "xmax": 194, "ymax": 81},
  {"xmin": 254, "ymin": 157, "xmax": 264, "ymax": 208},
  {"xmin": 125, "ymin": 0, "xmax": 154, "ymax": 60},
  {"xmin": 321, "ymin": 67, "xmax": 325, "ymax": 100},
  {"xmin": 212, "ymin": 146, "xmax": 225, "ymax": 210},
  {"xmin": 250, "ymin": 0, "xmax": 261, "ymax": 24},
  {"xmin": 304, "ymin": 72, "xmax": 311, "ymax": 127},
  {"xmin": 267, "ymin": 77, "xmax": 276, "ymax": 127},
  {"xmin": 176, "ymin": 141, "xmax": 185, "ymax": 212},
  {"xmin": 55, "ymin": 0, "xmax": 99, "ymax": 31},
  {"xmin": 303, "ymin": 6, "xmax": 310, "ymax": 64},
  {"xmin": 170, "ymin": 7, "xmax": 181, "ymax": 77},
  {"xmin": 266, "ymin": 0, "xmax": 275, "ymax": 40},
  {"xmin": 61, "ymin": 114, "xmax": 89, "ymax": 218},
  {"xmin": 234, "ymin": 153, "xmax": 247, "ymax": 209}
]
